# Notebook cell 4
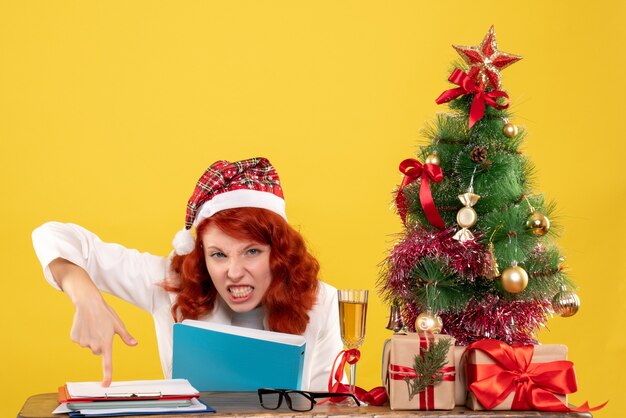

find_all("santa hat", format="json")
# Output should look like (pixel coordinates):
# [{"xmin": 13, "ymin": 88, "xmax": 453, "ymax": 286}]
[{"xmin": 172, "ymin": 157, "xmax": 286, "ymax": 255}]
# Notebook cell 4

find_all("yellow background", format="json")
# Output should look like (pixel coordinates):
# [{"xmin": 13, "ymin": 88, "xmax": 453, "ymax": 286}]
[{"xmin": 1, "ymin": 1, "xmax": 624, "ymax": 417}]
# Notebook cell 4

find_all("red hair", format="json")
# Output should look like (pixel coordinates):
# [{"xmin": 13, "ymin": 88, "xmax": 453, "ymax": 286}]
[{"xmin": 165, "ymin": 207, "xmax": 319, "ymax": 335}]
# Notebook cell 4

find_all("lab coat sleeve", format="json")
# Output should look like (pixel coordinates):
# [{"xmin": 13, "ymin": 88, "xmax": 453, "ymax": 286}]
[
  {"xmin": 308, "ymin": 282, "xmax": 345, "ymax": 391},
  {"xmin": 32, "ymin": 221, "xmax": 169, "ymax": 314}
]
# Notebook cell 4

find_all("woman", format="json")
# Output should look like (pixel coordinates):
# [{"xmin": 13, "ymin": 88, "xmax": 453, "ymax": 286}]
[{"xmin": 32, "ymin": 157, "xmax": 344, "ymax": 390}]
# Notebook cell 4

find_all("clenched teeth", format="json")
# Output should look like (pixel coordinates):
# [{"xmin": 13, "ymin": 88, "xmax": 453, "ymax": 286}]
[{"xmin": 228, "ymin": 286, "xmax": 253, "ymax": 298}]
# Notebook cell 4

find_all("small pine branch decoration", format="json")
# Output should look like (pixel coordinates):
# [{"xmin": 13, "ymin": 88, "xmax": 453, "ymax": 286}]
[{"xmin": 405, "ymin": 338, "xmax": 452, "ymax": 400}]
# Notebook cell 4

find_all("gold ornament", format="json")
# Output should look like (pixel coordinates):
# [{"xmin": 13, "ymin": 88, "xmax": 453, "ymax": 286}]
[
  {"xmin": 552, "ymin": 289, "xmax": 580, "ymax": 317},
  {"xmin": 526, "ymin": 211, "xmax": 551, "ymax": 236},
  {"xmin": 415, "ymin": 311, "xmax": 443, "ymax": 334},
  {"xmin": 503, "ymin": 123, "xmax": 518, "ymax": 138},
  {"xmin": 457, "ymin": 206, "xmax": 478, "ymax": 228},
  {"xmin": 483, "ymin": 242, "xmax": 500, "ymax": 280},
  {"xmin": 453, "ymin": 190, "xmax": 480, "ymax": 242},
  {"xmin": 425, "ymin": 152, "xmax": 440, "ymax": 166},
  {"xmin": 500, "ymin": 262, "xmax": 528, "ymax": 293}
]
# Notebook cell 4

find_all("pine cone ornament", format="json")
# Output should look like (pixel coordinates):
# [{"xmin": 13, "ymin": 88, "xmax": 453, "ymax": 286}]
[{"xmin": 470, "ymin": 146, "xmax": 488, "ymax": 163}]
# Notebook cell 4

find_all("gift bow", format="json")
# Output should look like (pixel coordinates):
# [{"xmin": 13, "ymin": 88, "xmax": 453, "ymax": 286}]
[
  {"xmin": 466, "ymin": 339, "xmax": 606, "ymax": 412},
  {"xmin": 435, "ymin": 68, "xmax": 510, "ymax": 128},
  {"xmin": 327, "ymin": 349, "xmax": 388, "ymax": 406},
  {"xmin": 396, "ymin": 158, "xmax": 445, "ymax": 230}
]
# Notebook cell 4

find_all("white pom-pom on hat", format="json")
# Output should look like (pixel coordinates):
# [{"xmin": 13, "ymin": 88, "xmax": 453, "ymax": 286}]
[{"xmin": 173, "ymin": 228, "xmax": 195, "ymax": 255}]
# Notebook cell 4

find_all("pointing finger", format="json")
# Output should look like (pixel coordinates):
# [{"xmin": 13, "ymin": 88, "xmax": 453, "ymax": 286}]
[{"xmin": 101, "ymin": 343, "xmax": 113, "ymax": 387}]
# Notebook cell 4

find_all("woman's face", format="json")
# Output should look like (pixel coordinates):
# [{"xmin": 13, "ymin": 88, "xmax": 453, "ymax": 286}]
[{"xmin": 201, "ymin": 225, "xmax": 273, "ymax": 313}]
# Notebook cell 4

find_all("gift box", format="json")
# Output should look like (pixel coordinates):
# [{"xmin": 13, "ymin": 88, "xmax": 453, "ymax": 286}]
[
  {"xmin": 453, "ymin": 346, "xmax": 467, "ymax": 406},
  {"xmin": 465, "ymin": 339, "xmax": 574, "ymax": 411},
  {"xmin": 382, "ymin": 333, "xmax": 456, "ymax": 410}
]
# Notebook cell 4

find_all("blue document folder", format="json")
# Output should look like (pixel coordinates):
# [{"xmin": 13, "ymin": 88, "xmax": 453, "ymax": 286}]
[{"xmin": 172, "ymin": 320, "xmax": 306, "ymax": 391}]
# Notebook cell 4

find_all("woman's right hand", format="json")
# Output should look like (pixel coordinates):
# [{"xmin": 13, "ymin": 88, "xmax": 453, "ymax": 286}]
[{"xmin": 49, "ymin": 258, "xmax": 138, "ymax": 387}]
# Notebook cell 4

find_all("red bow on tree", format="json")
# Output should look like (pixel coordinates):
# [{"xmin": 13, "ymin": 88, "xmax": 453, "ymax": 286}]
[
  {"xmin": 435, "ymin": 68, "xmax": 510, "ymax": 128},
  {"xmin": 396, "ymin": 158, "xmax": 445, "ymax": 230},
  {"xmin": 465, "ymin": 339, "xmax": 607, "ymax": 412}
]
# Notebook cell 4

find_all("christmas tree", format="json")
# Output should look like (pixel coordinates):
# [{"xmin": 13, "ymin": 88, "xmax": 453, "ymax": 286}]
[{"xmin": 380, "ymin": 26, "xmax": 580, "ymax": 345}]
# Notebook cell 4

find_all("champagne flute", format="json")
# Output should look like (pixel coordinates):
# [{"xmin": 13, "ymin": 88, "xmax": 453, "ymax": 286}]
[{"xmin": 337, "ymin": 289, "xmax": 368, "ymax": 397}]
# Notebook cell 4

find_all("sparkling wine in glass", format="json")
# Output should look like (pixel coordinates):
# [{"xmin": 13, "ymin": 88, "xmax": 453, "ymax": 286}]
[{"xmin": 338, "ymin": 289, "xmax": 368, "ymax": 396}]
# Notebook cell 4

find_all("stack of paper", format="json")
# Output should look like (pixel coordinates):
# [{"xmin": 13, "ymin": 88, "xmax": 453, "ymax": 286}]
[{"xmin": 53, "ymin": 379, "xmax": 214, "ymax": 416}]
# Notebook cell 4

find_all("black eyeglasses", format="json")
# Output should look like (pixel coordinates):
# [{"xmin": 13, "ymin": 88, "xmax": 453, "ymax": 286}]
[{"xmin": 257, "ymin": 388, "xmax": 361, "ymax": 412}]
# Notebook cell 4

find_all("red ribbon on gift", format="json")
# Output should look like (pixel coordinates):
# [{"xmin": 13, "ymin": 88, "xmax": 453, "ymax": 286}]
[
  {"xmin": 396, "ymin": 158, "xmax": 445, "ymax": 230},
  {"xmin": 465, "ymin": 339, "xmax": 607, "ymax": 412},
  {"xmin": 327, "ymin": 349, "xmax": 388, "ymax": 406},
  {"xmin": 435, "ymin": 67, "xmax": 510, "ymax": 129},
  {"xmin": 389, "ymin": 364, "xmax": 455, "ymax": 381}
]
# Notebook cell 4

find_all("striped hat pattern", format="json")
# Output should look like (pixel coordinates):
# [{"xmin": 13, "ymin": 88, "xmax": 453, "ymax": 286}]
[{"xmin": 172, "ymin": 157, "xmax": 286, "ymax": 255}]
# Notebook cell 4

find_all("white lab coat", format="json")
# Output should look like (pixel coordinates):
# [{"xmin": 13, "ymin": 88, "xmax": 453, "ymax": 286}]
[{"xmin": 32, "ymin": 222, "xmax": 344, "ymax": 391}]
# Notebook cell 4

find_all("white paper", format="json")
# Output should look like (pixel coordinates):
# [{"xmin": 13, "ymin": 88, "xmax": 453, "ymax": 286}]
[
  {"xmin": 53, "ymin": 397, "xmax": 208, "ymax": 415},
  {"xmin": 66, "ymin": 379, "xmax": 199, "ymax": 398},
  {"xmin": 182, "ymin": 319, "xmax": 306, "ymax": 346}
]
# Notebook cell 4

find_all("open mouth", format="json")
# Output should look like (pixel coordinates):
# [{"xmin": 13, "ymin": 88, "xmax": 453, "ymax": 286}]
[{"xmin": 227, "ymin": 285, "xmax": 254, "ymax": 299}]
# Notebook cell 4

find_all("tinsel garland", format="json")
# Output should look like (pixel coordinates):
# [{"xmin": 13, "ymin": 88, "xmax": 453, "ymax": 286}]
[
  {"xmin": 381, "ymin": 226, "xmax": 552, "ymax": 345},
  {"xmin": 404, "ymin": 296, "xmax": 552, "ymax": 345},
  {"xmin": 382, "ymin": 226, "xmax": 488, "ymax": 303}
]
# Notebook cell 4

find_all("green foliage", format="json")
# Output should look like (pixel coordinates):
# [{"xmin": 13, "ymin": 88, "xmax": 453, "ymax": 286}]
[
  {"xmin": 422, "ymin": 113, "xmax": 468, "ymax": 147},
  {"xmin": 481, "ymin": 203, "xmax": 536, "ymax": 265},
  {"xmin": 519, "ymin": 245, "xmax": 573, "ymax": 299},
  {"xmin": 405, "ymin": 339, "xmax": 452, "ymax": 400},
  {"xmin": 408, "ymin": 258, "xmax": 472, "ymax": 311},
  {"xmin": 463, "ymin": 151, "xmax": 527, "ymax": 211}
]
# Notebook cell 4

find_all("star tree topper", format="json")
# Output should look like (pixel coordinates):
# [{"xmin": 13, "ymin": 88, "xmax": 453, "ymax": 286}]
[{"xmin": 453, "ymin": 26, "xmax": 522, "ymax": 90}]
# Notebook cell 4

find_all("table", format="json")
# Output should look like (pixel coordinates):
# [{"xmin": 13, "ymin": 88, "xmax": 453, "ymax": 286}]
[{"xmin": 17, "ymin": 392, "xmax": 593, "ymax": 418}]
